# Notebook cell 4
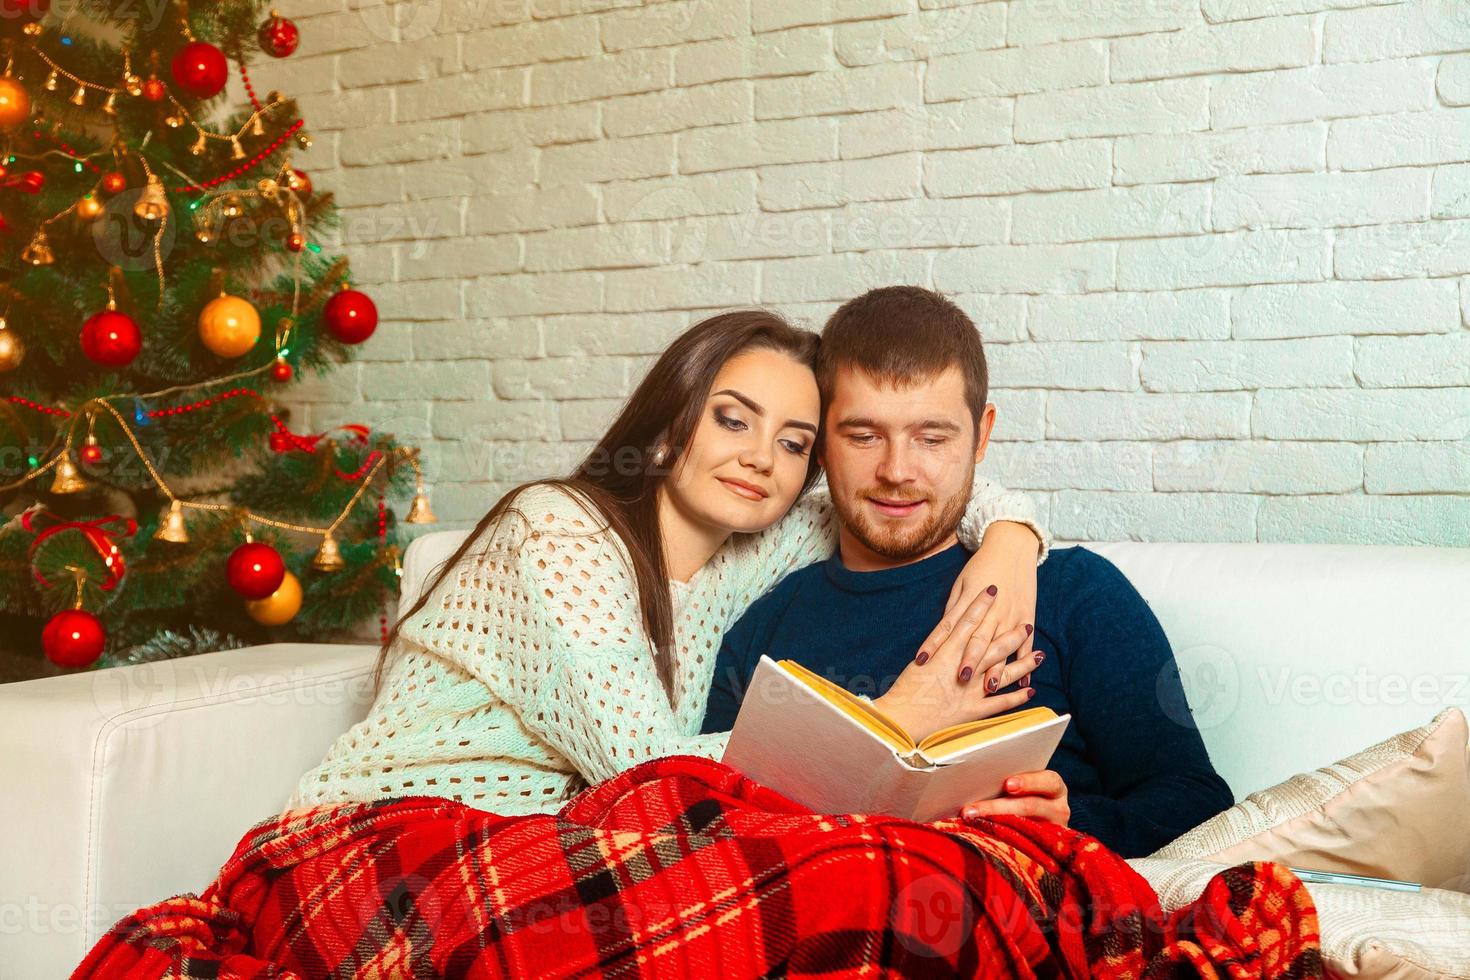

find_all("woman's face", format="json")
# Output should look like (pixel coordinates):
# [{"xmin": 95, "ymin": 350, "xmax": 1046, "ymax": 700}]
[{"xmin": 664, "ymin": 346, "xmax": 821, "ymax": 535}]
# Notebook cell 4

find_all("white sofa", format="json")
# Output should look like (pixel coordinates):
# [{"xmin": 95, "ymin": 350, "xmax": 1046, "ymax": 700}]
[{"xmin": 2, "ymin": 533, "xmax": 1468, "ymax": 978}]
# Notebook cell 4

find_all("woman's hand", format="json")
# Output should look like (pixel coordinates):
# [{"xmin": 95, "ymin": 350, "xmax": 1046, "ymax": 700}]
[
  {"xmin": 914, "ymin": 520, "xmax": 1043, "ymax": 690},
  {"xmin": 873, "ymin": 586, "xmax": 1035, "ymax": 743}
]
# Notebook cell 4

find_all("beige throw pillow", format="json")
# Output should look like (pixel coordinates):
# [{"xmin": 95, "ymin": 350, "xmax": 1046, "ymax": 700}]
[
  {"xmin": 1152, "ymin": 708, "xmax": 1470, "ymax": 893},
  {"xmin": 1131, "ymin": 856, "xmax": 1470, "ymax": 980}
]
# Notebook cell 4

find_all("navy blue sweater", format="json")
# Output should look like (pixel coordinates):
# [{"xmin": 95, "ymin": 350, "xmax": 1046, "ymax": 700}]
[{"xmin": 700, "ymin": 543, "xmax": 1233, "ymax": 858}]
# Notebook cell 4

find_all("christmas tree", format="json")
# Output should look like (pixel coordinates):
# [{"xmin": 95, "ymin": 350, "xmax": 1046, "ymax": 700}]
[{"xmin": 0, "ymin": 0, "xmax": 435, "ymax": 680}]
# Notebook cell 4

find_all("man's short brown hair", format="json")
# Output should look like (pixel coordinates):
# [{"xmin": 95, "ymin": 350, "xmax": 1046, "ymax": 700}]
[{"xmin": 817, "ymin": 285, "xmax": 988, "ymax": 436}]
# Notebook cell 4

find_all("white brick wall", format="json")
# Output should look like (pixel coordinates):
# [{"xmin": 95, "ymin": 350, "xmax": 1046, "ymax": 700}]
[{"xmin": 273, "ymin": 0, "xmax": 1470, "ymax": 546}]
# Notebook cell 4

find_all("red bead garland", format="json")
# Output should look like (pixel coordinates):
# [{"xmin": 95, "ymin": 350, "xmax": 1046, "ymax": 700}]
[
  {"xmin": 7, "ymin": 395, "xmax": 71, "ymax": 417},
  {"xmin": 170, "ymin": 121, "xmax": 304, "ymax": 193},
  {"xmin": 31, "ymin": 106, "xmax": 307, "ymax": 196},
  {"xmin": 377, "ymin": 494, "xmax": 389, "ymax": 645}
]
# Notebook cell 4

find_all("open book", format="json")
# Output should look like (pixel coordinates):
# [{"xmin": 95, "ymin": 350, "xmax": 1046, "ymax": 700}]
[{"xmin": 721, "ymin": 655, "xmax": 1071, "ymax": 822}]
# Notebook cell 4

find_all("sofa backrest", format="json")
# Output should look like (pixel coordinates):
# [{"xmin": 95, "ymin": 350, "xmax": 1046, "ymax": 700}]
[{"xmin": 399, "ymin": 530, "xmax": 1470, "ymax": 799}]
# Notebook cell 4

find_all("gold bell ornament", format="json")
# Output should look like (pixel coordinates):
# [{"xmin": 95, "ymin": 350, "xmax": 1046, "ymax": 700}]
[
  {"xmin": 21, "ymin": 229, "xmax": 54, "ymax": 266},
  {"xmin": 154, "ymin": 500, "xmax": 190, "ymax": 544},
  {"xmin": 312, "ymin": 532, "xmax": 345, "ymax": 571},
  {"xmin": 133, "ymin": 173, "xmax": 169, "ymax": 223},
  {"xmin": 406, "ymin": 482, "xmax": 437, "ymax": 524},
  {"xmin": 50, "ymin": 453, "xmax": 90, "ymax": 494},
  {"xmin": 0, "ymin": 314, "xmax": 23, "ymax": 372}
]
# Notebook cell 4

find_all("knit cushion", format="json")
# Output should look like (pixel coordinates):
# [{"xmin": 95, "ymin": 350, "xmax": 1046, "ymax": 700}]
[
  {"xmin": 1132, "ymin": 856, "xmax": 1470, "ymax": 979},
  {"xmin": 1152, "ymin": 707, "xmax": 1470, "ymax": 893}
]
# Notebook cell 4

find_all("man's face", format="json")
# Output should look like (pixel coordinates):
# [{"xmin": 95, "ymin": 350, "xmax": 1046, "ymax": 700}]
[{"xmin": 819, "ymin": 364, "xmax": 996, "ymax": 571}]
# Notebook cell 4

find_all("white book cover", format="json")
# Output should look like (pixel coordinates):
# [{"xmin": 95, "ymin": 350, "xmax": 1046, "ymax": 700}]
[{"xmin": 721, "ymin": 655, "xmax": 1071, "ymax": 823}]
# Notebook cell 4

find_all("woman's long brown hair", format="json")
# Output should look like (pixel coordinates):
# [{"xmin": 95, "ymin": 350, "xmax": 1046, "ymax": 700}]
[{"xmin": 372, "ymin": 310, "xmax": 823, "ymax": 703}]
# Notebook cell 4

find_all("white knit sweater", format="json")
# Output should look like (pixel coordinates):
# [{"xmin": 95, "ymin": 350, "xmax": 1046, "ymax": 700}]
[{"xmin": 284, "ymin": 473, "xmax": 1049, "ymax": 815}]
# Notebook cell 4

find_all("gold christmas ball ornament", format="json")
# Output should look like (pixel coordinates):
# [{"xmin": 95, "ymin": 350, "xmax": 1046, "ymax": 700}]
[
  {"xmin": 77, "ymin": 193, "xmax": 104, "ymax": 220},
  {"xmin": 0, "ymin": 316, "xmax": 23, "ymax": 372},
  {"xmin": 198, "ymin": 293, "xmax": 262, "ymax": 358},
  {"xmin": 245, "ymin": 570, "xmax": 303, "ymax": 626},
  {"xmin": 0, "ymin": 76, "xmax": 31, "ymax": 129}
]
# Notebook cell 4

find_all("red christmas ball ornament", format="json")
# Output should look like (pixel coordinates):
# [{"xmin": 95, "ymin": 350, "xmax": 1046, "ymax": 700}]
[
  {"xmin": 80, "ymin": 444, "xmax": 103, "ymax": 466},
  {"xmin": 0, "ymin": 0, "xmax": 50, "ymax": 21},
  {"xmin": 258, "ymin": 10, "xmax": 300, "ymax": 58},
  {"xmin": 288, "ymin": 168, "xmax": 312, "ymax": 197},
  {"xmin": 226, "ymin": 541, "xmax": 286, "ymax": 599},
  {"xmin": 142, "ymin": 77, "xmax": 166, "ymax": 102},
  {"xmin": 270, "ymin": 357, "xmax": 293, "ymax": 382},
  {"xmin": 43, "ymin": 609, "xmax": 105, "ymax": 668},
  {"xmin": 323, "ymin": 287, "xmax": 377, "ymax": 345},
  {"xmin": 79, "ymin": 310, "xmax": 142, "ymax": 367},
  {"xmin": 101, "ymin": 171, "xmax": 126, "ymax": 195},
  {"xmin": 171, "ymin": 41, "xmax": 228, "ymax": 99},
  {"xmin": 285, "ymin": 231, "xmax": 305, "ymax": 253}
]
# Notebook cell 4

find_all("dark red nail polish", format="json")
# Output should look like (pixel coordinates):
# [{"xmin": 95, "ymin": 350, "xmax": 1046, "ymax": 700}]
[
  {"xmin": 1024, "ymin": 623, "xmax": 1033, "ymax": 636},
  {"xmin": 960, "ymin": 666, "xmax": 973, "ymax": 683},
  {"xmin": 1034, "ymin": 652, "xmax": 1045, "ymax": 665},
  {"xmin": 1025, "ymin": 687, "xmax": 1035, "ymax": 700},
  {"xmin": 916, "ymin": 651, "xmax": 929, "ymax": 666},
  {"xmin": 986, "ymin": 676, "xmax": 998, "ymax": 693},
  {"xmin": 986, "ymin": 584, "xmax": 998, "ymax": 596}
]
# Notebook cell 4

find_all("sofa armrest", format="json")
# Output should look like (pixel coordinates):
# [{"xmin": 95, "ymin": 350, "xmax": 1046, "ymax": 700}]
[{"xmin": 0, "ymin": 642, "xmax": 376, "ymax": 979}]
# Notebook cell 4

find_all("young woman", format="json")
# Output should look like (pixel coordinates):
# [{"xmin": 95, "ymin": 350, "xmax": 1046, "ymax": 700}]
[
  {"xmin": 77, "ymin": 311, "xmax": 1321, "ymax": 980},
  {"xmin": 285, "ymin": 309, "xmax": 1048, "ymax": 815}
]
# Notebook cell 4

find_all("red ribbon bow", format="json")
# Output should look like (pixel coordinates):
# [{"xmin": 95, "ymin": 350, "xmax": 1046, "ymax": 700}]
[
  {"xmin": 22, "ymin": 509, "xmax": 137, "ymax": 592},
  {"xmin": 2, "ymin": 170, "xmax": 45, "ymax": 194}
]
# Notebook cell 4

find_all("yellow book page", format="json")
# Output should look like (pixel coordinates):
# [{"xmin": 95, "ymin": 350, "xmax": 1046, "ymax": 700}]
[
  {"xmin": 917, "ymin": 706, "xmax": 1059, "ymax": 759},
  {"xmin": 777, "ymin": 660, "xmax": 916, "ymax": 752}
]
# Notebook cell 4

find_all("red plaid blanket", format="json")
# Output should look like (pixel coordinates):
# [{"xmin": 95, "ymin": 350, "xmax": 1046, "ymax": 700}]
[{"xmin": 73, "ymin": 756, "xmax": 1321, "ymax": 979}]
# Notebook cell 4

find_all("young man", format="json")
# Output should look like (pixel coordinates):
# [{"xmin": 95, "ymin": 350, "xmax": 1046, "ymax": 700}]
[{"xmin": 701, "ymin": 286, "xmax": 1233, "ymax": 858}]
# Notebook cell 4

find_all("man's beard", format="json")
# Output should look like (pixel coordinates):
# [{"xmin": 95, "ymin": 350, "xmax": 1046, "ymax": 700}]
[{"xmin": 832, "ymin": 469, "xmax": 973, "ymax": 563}]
